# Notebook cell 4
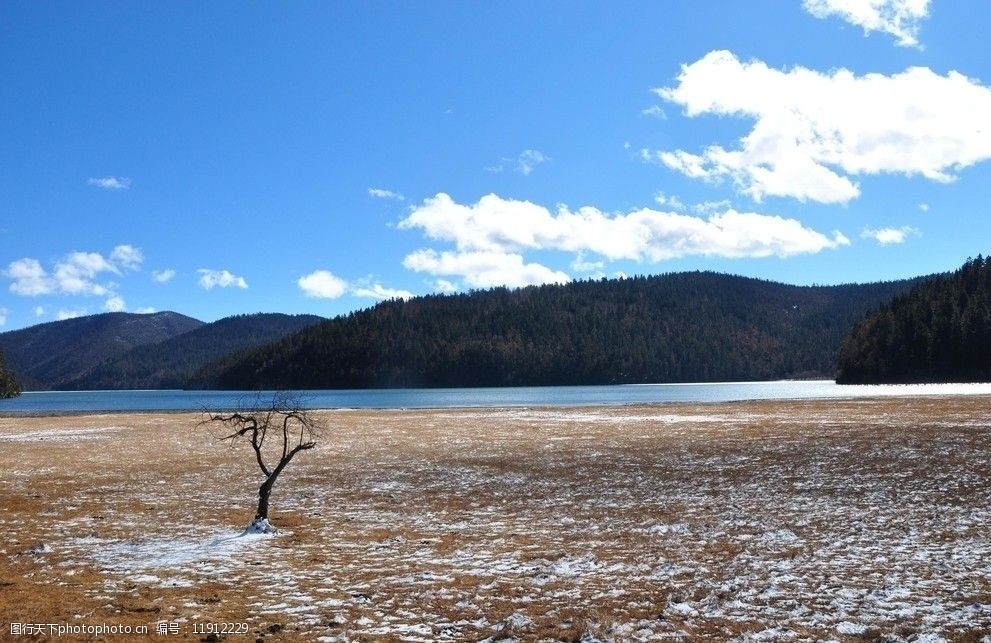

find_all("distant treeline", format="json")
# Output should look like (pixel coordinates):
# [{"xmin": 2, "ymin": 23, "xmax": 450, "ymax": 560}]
[
  {"xmin": 837, "ymin": 256, "xmax": 991, "ymax": 384},
  {"xmin": 192, "ymin": 272, "xmax": 920, "ymax": 390}
]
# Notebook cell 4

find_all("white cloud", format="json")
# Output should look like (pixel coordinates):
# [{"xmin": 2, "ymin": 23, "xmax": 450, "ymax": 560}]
[
  {"xmin": 7, "ymin": 258, "xmax": 53, "ymax": 296},
  {"xmin": 104, "ymin": 295, "xmax": 127, "ymax": 312},
  {"xmin": 653, "ymin": 192, "xmax": 686, "ymax": 210},
  {"xmin": 298, "ymin": 272, "xmax": 417, "ymax": 300},
  {"xmin": 368, "ymin": 188, "xmax": 405, "ymax": 201},
  {"xmin": 87, "ymin": 176, "xmax": 131, "ymax": 190},
  {"xmin": 400, "ymin": 193, "xmax": 849, "ymax": 269},
  {"xmin": 918, "ymin": 202, "xmax": 930, "ymax": 212},
  {"xmin": 571, "ymin": 253, "xmax": 606, "ymax": 276},
  {"xmin": 197, "ymin": 269, "xmax": 248, "ymax": 290},
  {"xmin": 653, "ymin": 50, "xmax": 991, "ymax": 204},
  {"xmin": 861, "ymin": 225, "xmax": 920, "ymax": 245},
  {"xmin": 804, "ymin": 0, "xmax": 930, "ymax": 48},
  {"xmin": 491, "ymin": 150, "xmax": 551, "ymax": 175},
  {"xmin": 515, "ymin": 149, "xmax": 549, "ymax": 175},
  {"xmin": 351, "ymin": 282, "xmax": 415, "ymax": 301},
  {"xmin": 297, "ymin": 270, "xmax": 347, "ymax": 299},
  {"xmin": 53, "ymin": 252, "xmax": 118, "ymax": 296},
  {"xmin": 110, "ymin": 244, "xmax": 143, "ymax": 270},
  {"xmin": 403, "ymin": 249, "xmax": 571, "ymax": 289},
  {"xmin": 432, "ymin": 279, "xmax": 459, "ymax": 294},
  {"xmin": 653, "ymin": 194, "xmax": 733, "ymax": 215},
  {"xmin": 694, "ymin": 199, "xmax": 733, "ymax": 214},
  {"xmin": 152, "ymin": 269, "xmax": 176, "ymax": 283},
  {"xmin": 649, "ymin": 149, "xmax": 719, "ymax": 181},
  {"xmin": 7, "ymin": 247, "xmax": 145, "ymax": 298},
  {"xmin": 56, "ymin": 308, "xmax": 87, "ymax": 321},
  {"xmin": 60, "ymin": 252, "xmax": 118, "ymax": 276},
  {"xmin": 6, "ymin": 248, "xmax": 143, "ymax": 306},
  {"xmin": 134, "ymin": 306, "xmax": 156, "ymax": 314},
  {"xmin": 0, "ymin": 307, "xmax": 6, "ymax": 327},
  {"xmin": 641, "ymin": 105, "xmax": 667, "ymax": 119}
]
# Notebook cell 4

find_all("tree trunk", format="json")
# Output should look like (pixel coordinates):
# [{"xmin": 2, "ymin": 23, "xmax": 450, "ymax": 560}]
[
  {"xmin": 245, "ymin": 477, "xmax": 278, "ymax": 534},
  {"xmin": 256, "ymin": 453, "xmax": 296, "ymax": 522},
  {"xmin": 256, "ymin": 478, "xmax": 273, "ymax": 520}
]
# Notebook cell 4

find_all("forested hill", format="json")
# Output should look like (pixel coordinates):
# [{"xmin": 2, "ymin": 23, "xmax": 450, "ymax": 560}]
[
  {"xmin": 62, "ymin": 313, "xmax": 324, "ymax": 390},
  {"xmin": 0, "ymin": 312, "xmax": 203, "ymax": 390},
  {"xmin": 837, "ymin": 256, "xmax": 991, "ymax": 384},
  {"xmin": 193, "ymin": 272, "xmax": 923, "ymax": 390}
]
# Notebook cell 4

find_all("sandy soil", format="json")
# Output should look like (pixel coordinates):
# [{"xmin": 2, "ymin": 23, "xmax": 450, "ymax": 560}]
[{"xmin": 1, "ymin": 396, "xmax": 990, "ymax": 642}]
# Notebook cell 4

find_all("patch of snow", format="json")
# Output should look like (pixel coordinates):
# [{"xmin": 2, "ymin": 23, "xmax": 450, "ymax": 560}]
[
  {"xmin": 129, "ymin": 574, "xmax": 160, "ymax": 584},
  {"xmin": 503, "ymin": 612, "xmax": 533, "ymax": 629},
  {"xmin": 836, "ymin": 621, "xmax": 868, "ymax": 636},
  {"xmin": 751, "ymin": 627, "xmax": 797, "ymax": 640},
  {"xmin": 649, "ymin": 522, "xmax": 690, "ymax": 535},
  {"xmin": 0, "ymin": 426, "xmax": 122, "ymax": 443},
  {"xmin": 667, "ymin": 599, "xmax": 698, "ymax": 617},
  {"xmin": 762, "ymin": 528, "xmax": 800, "ymax": 547},
  {"xmin": 69, "ymin": 530, "xmax": 273, "ymax": 575},
  {"xmin": 22, "ymin": 543, "xmax": 51, "ymax": 556},
  {"xmin": 244, "ymin": 517, "xmax": 277, "ymax": 534},
  {"xmin": 548, "ymin": 554, "xmax": 600, "ymax": 577}
]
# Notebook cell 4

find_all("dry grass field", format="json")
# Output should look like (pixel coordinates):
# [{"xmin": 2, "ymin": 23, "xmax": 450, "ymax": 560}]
[{"xmin": 1, "ymin": 396, "xmax": 990, "ymax": 641}]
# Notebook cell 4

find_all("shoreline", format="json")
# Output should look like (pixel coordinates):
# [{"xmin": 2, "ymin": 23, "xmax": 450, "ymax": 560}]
[{"xmin": 5, "ymin": 389, "xmax": 991, "ymax": 418}]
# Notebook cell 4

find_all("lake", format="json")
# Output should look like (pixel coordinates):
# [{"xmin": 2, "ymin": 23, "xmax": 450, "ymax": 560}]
[{"xmin": 3, "ymin": 380, "xmax": 991, "ymax": 413}]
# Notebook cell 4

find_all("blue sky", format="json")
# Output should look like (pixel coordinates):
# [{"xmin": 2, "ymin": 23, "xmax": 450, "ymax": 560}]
[{"xmin": 3, "ymin": 1, "xmax": 991, "ymax": 330}]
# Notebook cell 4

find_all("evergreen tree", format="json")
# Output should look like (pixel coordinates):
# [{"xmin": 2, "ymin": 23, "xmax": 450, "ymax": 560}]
[
  {"xmin": 0, "ymin": 348, "xmax": 21, "ymax": 399},
  {"xmin": 837, "ymin": 256, "xmax": 991, "ymax": 384}
]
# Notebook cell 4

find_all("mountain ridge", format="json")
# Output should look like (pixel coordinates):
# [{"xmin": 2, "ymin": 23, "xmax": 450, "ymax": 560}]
[
  {"xmin": 62, "ymin": 312, "xmax": 324, "ymax": 390},
  {"xmin": 0, "ymin": 311, "xmax": 204, "ymax": 390},
  {"xmin": 192, "ymin": 271, "xmax": 929, "ymax": 390},
  {"xmin": 0, "ymin": 311, "xmax": 325, "ymax": 391}
]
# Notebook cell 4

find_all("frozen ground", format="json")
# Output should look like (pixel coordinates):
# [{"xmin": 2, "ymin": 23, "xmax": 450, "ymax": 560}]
[{"xmin": 0, "ymin": 397, "xmax": 989, "ymax": 641}]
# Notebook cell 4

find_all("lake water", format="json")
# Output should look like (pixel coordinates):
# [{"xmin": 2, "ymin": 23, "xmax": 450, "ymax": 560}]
[{"xmin": 3, "ymin": 381, "xmax": 991, "ymax": 413}]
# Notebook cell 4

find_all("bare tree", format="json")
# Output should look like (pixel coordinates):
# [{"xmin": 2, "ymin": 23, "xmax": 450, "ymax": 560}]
[{"xmin": 205, "ymin": 391, "xmax": 319, "ymax": 533}]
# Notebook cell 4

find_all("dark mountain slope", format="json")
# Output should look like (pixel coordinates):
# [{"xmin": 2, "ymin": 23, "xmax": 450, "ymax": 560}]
[
  {"xmin": 195, "ymin": 272, "xmax": 923, "ymax": 390},
  {"xmin": 837, "ymin": 256, "xmax": 991, "ymax": 384},
  {"xmin": 63, "ymin": 313, "xmax": 324, "ymax": 390},
  {"xmin": 0, "ymin": 312, "xmax": 204, "ymax": 390}
]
